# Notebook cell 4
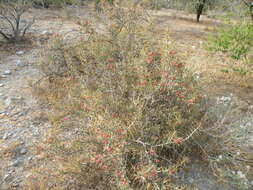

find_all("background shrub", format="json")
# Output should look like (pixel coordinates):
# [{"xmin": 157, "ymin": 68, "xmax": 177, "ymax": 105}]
[
  {"xmin": 32, "ymin": 0, "xmax": 77, "ymax": 8},
  {"xmin": 139, "ymin": 0, "xmax": 169, "ymax": 9},
  {"xmin": 206, "ymin": 22, "xmax": 253, "ymax": 60}
]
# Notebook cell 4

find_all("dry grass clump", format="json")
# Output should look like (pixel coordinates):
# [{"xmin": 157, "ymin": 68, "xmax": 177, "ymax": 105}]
[
  {"xmin": 201, "ymin": 103, "xmax": 253, "ymax": 190},
  {"xmin": 27, "ymin": 4, "xmax": 228, "ymax": 190},
  {"xmin": 0, "ymin": 141, "xmax": 22, "ymax": 159}
]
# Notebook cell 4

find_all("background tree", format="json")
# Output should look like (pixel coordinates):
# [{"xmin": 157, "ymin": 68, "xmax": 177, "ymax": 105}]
[
  {"xmin": 169, "ymin": 0, "xmax": 214, "ymax": 22},
  {"xmin": 196, "ymin": 0, "xmax": 206, "ymax": 22},
  {"xmin": 0, "ymin": 0, "xmax": 34, "ymax": 42},
  {"xmin": 244, "ymin": 0, "xmax": 253, "ymax": 20},
  {"xmin": 251, "ymin": 0, "xmax": 253, "ymax": 20}
]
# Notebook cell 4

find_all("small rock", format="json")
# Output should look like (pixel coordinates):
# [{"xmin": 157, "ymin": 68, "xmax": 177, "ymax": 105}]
[
  {"xmin": 15, "ymin": 96, "xmax": 22, "ymax": 100},
  {"xmin": 4, "ymin": 70, "xmax": 12, "ymax": 75},
  {"xmin": 216, "ymin": 96, "xmax": 232, "ymax": 104},
  {"xmin": 16, "ymin": 60, "xmax": 25, "ymax": 67},
  {"xmin": 16, "ymin": 50, "xmax": 24, "ymax": 55},
  {"xmin": 193, "ymin": 72, "xmax": 201, "ymax": 80},
  {"xmin": 8, "ymin": 169, "xmax": 15, "ymax": 174},
  {"xmin": 188, "ymin": 177, "xmax": 194, "ymax": 183},
  {"xmin": 36, "ymin": 152, "xmax": 47, "ymax": 160},
  {"xmin": 10, "ymin": 160, "xmax": 20, "ymax": 167},
  {"xmin": 0, "ymin": 110, "xmax": 6, "ymax": 114},
  {"xmin": 0, "ymin": 83, "xmax": 4, "ymax": 87},
  {"xmin": 237, "ymin": 171, "xmax": 246, "ymax": 178},
  {"xmin": 26, "ymin": 173, "xmax": 32, "ymax": 178},
  {"xmin": 11, "ymin": 182, "xmax": 20, "ymax": 187},
  {"xmin": 4, "ymin": 173, "xmax": 12, "ymax": 181},
  {"xmin": 3, "ymin": 134, "xmax": 8, "ymax": 140},
  {"xmin": 41, "ymin": 30, "xmax": 50, "ymax": 35},
  {"xmin": 20, "ymin": 148, "xmax": 27, "ymax": 155},
  {"xmin": 5, "ymin": 98, "xmax": 12, "ymax": 106}
]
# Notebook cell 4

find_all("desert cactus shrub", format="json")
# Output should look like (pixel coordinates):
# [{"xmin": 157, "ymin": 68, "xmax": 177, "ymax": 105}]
[
  {"xmin": 0, "ymin": 0, "xmax": 34, "ymax": 42},
  {"xmin": 36, "ymin": 4, "xmax": 211, "ymax": 189}
]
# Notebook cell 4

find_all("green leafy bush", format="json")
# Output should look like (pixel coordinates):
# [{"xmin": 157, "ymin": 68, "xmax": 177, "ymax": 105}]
[{"xmin": 207, "ymin": 22, "xmax": 253, "ymax": 60}]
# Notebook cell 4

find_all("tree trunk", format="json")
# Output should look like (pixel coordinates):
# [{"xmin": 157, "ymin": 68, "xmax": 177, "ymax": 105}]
[
  {"xmin": 251, "ymin": 1, "xmax": 253, "ymax": 20},
  {"xmin": 196, "ymin": 0, "xmax": 206, "ymax": 22}
]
